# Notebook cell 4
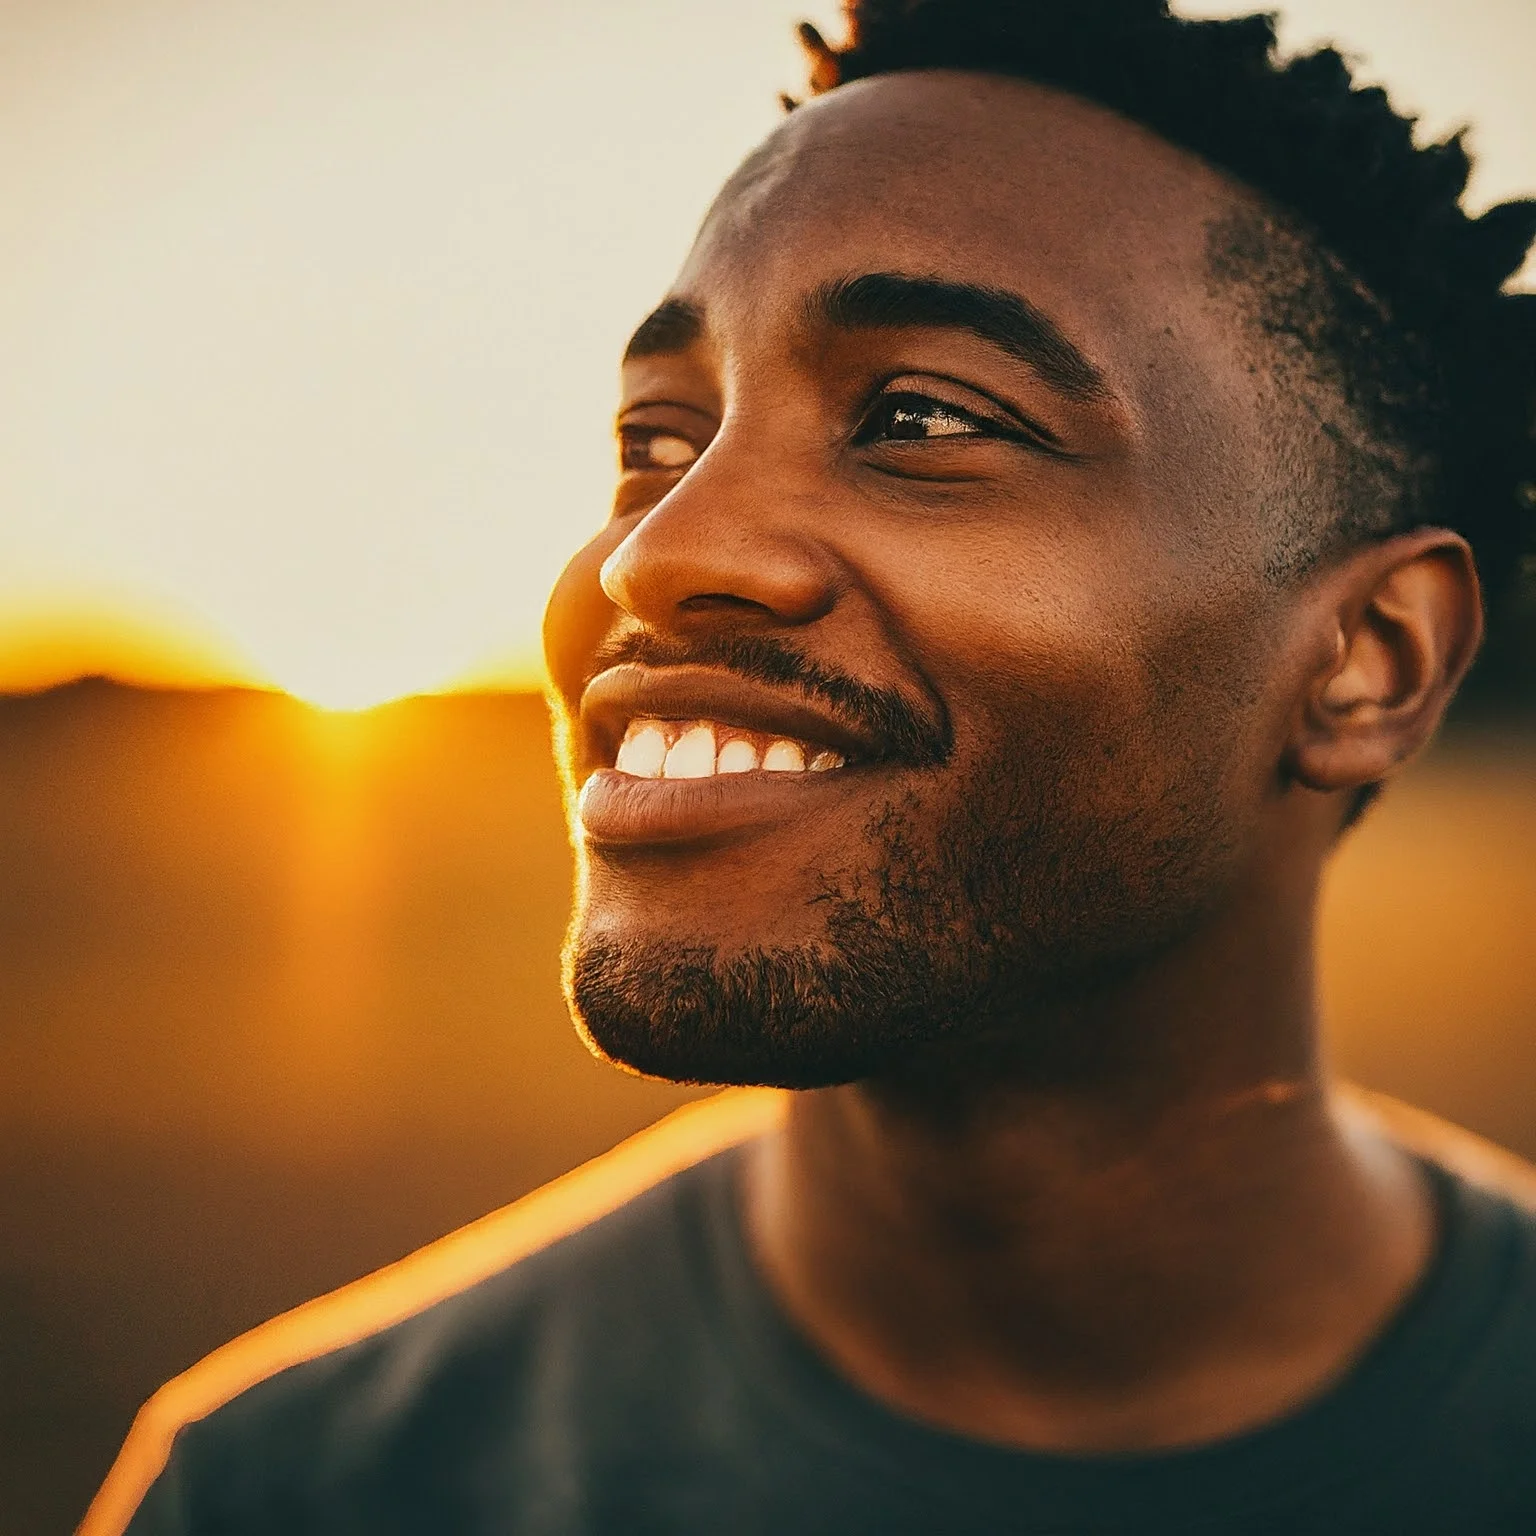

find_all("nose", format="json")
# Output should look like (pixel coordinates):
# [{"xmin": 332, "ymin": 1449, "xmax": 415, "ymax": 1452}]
[{"xmin": 598, "ymin": 442, "xmax": 838, "ymax": 632}]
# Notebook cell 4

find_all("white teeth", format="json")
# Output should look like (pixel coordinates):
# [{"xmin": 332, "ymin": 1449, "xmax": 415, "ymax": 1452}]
[
  {"xmin": 616, "ymin": 721, "xmax": 668, "ymax": 778},
  {"xmin": 716, "ymin": 738, "xmax": 760, "ymax": 774},
  {"xmin": 761, "ymin": 739, "xmax": 806, "ymax": 773},
  {"xmin": 613, "ymin": 718, "xmax": 847, "ymax": 778},
  {"xmin": 663, "ymin": 723, "xmax": 717, "ymax": 779}
]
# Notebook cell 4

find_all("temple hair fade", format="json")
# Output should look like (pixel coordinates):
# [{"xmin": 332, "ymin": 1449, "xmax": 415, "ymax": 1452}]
[{"xmin": 789, "ymin": 0, "xmax": 1536, "ymax": 613}]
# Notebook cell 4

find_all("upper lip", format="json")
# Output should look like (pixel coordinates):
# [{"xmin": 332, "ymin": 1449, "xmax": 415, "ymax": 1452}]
[{"xmin": 580, "ymin": 663, "xmax": 886, "ymax": 771}]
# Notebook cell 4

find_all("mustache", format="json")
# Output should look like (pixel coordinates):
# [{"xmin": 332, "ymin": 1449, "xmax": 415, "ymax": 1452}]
[{"xmin": 589, "ymin": 630, "xmax": 952, "ymax": 768}]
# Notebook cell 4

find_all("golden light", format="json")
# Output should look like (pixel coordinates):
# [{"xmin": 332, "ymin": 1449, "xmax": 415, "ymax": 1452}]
[
  {"xmin": 248, "ymin": 640, "xmax": 465, "ymax": 715},
  {"xmin": 0, "ymin": 593, "xmax": 268, "ymax": 695},
  {"xmin": 278, "ymin": 671, "xmax": 412, "ymax": 717}
]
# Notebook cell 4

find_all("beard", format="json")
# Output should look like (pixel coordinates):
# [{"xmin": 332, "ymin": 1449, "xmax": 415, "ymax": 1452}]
[{"xmin": 564, "ymin": 746, "xmax": 1230, "ymax": 1092}]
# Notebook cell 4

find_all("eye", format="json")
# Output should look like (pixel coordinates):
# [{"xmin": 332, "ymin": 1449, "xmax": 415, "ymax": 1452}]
[
  {"xmin": 854, "ymin": 390, "xmax": 1006, "ymax": 446},
  {"xmin": 619, "ymin": 427, "xmax": 699, "ymax": 473}
]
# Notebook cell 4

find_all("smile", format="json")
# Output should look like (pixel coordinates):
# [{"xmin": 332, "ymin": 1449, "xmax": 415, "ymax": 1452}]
[{"xmin": 575, "ymin": 664, "xmax": 885, "ymax": 846}]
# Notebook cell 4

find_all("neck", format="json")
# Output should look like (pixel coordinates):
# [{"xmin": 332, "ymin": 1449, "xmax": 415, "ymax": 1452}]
[{"xmin": 741, "ymin": 851, "xmax": 1434, "ymax": 1452}]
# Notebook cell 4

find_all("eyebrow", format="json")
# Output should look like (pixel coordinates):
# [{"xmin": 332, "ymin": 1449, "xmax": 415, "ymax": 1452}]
[
  {"xmin": 621, "ymin": 273, "xmax": 1109, "ymax": 404},
  {"xmin": 623, "ymin": 298, "xmax": 704, "ymax": 362},
  {"xmin": 811, "ymin": 272, "xmax": 1108, "ymax": 402}
]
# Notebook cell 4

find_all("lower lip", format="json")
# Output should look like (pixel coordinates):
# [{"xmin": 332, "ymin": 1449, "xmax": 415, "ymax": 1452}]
[{"xmin": 577, "ymin": 767, "xmax": 855, "ymax": 847}]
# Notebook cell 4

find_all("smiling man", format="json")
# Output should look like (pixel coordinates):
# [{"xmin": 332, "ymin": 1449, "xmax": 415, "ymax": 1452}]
[{"xmin": 85, "ymin": 3, "xmax": 1536, "ymax": 1534}]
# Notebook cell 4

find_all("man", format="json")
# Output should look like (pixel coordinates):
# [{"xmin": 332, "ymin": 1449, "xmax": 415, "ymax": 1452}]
[{"xmin": 85, "ymin": 2, "xmax": 1536, "ymax": 1532}]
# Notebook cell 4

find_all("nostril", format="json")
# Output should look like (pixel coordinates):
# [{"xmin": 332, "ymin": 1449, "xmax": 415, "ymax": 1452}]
[{"xmin": 677, "ymin": 593, "xmax": 777, "ymax": 615}]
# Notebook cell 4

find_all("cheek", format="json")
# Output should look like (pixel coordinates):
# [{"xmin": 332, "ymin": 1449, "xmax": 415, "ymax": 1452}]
[
  {"xmin": 887, "ymin": 529, "xmax": 1263, "ymax": 828},
  {"xmin": 886, "ymin": 541, "xmax": 1161, "ymax": 781}
]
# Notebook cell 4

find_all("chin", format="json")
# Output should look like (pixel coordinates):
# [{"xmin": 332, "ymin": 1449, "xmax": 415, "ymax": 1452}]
[
  {"xmin": 562, "ymin": 778, "xmax": 1026, "ymax": 1089},
  {"xmin": 561, "ymin": 838, "xmax": 1016, "ymax": 1088},
  {"xmin": 564, "ymin": 932, "xmax": 911, "ymax": 1089}
]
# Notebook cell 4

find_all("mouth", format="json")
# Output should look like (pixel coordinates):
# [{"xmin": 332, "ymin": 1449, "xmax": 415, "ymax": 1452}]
[{"xmin": 575, "ymin": 663, "xmax": 886, "ymax": 847}]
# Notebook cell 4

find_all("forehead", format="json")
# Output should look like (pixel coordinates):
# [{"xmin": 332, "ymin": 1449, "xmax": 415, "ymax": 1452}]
[{"xmin": 675, "ymin": 71, "xmax": 1250, "ymax": 395}]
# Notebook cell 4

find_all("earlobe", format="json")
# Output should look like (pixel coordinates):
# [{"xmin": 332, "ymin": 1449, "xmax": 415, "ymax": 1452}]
[{"xmin": 1287, "ymin": 531, "xmax": 1482, "ymax": 797}]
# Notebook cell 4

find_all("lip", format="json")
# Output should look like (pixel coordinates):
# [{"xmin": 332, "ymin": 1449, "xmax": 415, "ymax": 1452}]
[
  {"xmin": 578, "ymin": 663, "xmax": 884, "ymax": 776},
  {"xmin": 577, "ymin": 763, "xmax": 861, "ymax": 848}
]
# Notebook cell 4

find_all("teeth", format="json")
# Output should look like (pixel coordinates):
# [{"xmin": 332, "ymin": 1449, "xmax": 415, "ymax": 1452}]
[
  {"xmin": 615, "ymin": 721, "xmax": 668, "ymax": 778},
  {"xmin": 761, "ymin": 739, "xmax": 806, "ymax": 773},
  {"xmin": 663, "ymin": 724, "xmax": 717, "ymax": 779},
  {"xmin": 716, "ymin": 738, "xmax": 760, "ymax": 774},
  {"xmin": 612, "ymin": 718, "xmax": 848, "ymax": 778}
]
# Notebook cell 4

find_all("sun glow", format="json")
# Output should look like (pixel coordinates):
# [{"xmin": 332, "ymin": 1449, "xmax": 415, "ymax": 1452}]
[
  {"xmin": 0, "ymin": 590, "xmax": 547, "ymax": 712},
  {"xmin": 280, "ymin": 671, "xmax": 413, "ymax": 715},
  {"xmin": 0, "ymin": 596, "xmax": 268, "ymax": 696},
  {"xmin": 251, "ymin": 634, "xmax": 547, "ymax": 712},
  {"xmin": 256, "ymin": 642, "xmax": 457, "ymax": 713}
]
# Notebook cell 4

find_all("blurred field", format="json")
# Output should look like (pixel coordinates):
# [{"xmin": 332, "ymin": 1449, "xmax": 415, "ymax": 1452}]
[{"xmin": 2, "ymin": 679, "xmax": 1534, "ymax": 1534}]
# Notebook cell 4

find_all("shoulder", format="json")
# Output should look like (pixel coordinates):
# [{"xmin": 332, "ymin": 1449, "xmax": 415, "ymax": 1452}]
[
  {"xmin": 1335, "ymin": 1082, "xmax": 1536, "ymax": 1215},
  {"xmin": 79, "ymin": 1082, "xmax": 1536, "ymax": 1534},
  {"xmin": 1340, "ymin": 1084, "xmax": 1536, "ymax": 1449},
  {"xmin": 79, "ymin": 1088, "xmax": 786, "ymax": 1536}
]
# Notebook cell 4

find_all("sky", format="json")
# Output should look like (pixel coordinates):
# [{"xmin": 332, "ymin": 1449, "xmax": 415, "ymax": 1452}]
[{"xmin": 0, "ymin": 0, "xmax": 1532, "ymax": 709}]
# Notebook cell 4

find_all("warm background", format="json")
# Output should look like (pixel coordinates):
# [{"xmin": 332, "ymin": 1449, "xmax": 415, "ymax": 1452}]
[
  {"xmin": 2, "ymin": 2, "xmax": 1533, "ymax": 1533},
  {"xmin": 5, "ymin": 682, "xmax": 1534, "ymax": 1534}
]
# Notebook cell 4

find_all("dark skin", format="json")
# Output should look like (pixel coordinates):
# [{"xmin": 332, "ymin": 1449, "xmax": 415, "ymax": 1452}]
[{"xmin": 543, "ymin": 72, "xmax": 1483, "ymax": 1450}]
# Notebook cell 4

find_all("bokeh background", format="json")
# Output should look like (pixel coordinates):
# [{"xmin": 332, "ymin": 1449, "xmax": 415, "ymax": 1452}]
[{"xmin": 2, "ymin": 2, "xmax": 1533, "ymax": 1531}]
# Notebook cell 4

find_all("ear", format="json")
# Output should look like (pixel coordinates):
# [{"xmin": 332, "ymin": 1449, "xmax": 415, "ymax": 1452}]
[{"xmin": 1286, "ymin": 530, "xmax": 1483, "ymax": 796}]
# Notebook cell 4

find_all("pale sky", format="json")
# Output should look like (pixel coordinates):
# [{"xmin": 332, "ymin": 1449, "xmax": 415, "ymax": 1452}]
[{"xmin": 0, "ymin": 0, "xmax": 1531, "ymax": 708}]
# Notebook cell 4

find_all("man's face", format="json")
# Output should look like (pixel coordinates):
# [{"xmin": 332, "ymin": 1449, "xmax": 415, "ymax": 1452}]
[{"xmin": 543, "ymin": 71, "xmax": 1311, "ymax": 1088}]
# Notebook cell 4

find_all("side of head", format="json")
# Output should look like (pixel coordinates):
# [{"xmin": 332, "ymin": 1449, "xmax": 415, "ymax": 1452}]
[{"xmin": 541, "ymin": 1, "xmax": 1536, "ymax": 1089}]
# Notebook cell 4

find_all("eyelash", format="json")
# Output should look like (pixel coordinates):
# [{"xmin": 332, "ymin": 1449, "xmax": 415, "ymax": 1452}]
[
  {"xmin": 851, "ymin": 390, "xmax": 1038, "ymax": 449},
  {"xmin": 616, "ymin": 386, "xmax": 1054, "ymax": 476}
]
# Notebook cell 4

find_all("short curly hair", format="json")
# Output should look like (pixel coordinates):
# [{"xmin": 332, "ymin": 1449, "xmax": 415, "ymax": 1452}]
[{"xmin": 789, "ymin": 0, "xmax": 1536, "ymax": 614}]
